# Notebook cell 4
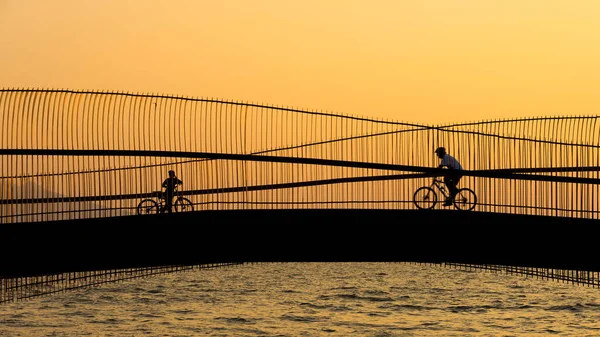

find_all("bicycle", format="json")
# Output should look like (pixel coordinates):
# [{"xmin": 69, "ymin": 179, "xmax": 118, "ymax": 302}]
[
  {"xmin": 137, "ymin": 187, "xmax": 194, "ymax": 215},
  {"xmin": 413, "ymin": 177, "xmax": 477, "ymax": 211}
]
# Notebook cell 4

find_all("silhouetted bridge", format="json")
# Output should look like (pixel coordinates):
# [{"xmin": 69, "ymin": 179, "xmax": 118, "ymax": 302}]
[{"xmin": 1, "ymin": 89, "xmax": 599, "ymax": 299}]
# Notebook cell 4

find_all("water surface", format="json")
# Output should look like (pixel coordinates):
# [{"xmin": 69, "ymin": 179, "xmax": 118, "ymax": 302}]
[{"xmin": 1, "ymin": 262, "xmax": 599, "ymax": 336}]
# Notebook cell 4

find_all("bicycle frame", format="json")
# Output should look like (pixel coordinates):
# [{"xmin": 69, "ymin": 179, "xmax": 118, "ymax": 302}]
[
  {"xmin": 156, "ymin": 193, "xmax": 185, "ymax": 213},
  {"xmin": 429, "ymin": 178, "xmax": 450, "ymax": 198}
]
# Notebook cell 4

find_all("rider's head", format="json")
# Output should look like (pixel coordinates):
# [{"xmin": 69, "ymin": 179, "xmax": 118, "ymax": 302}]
[
  {"xmin": 434, "ymin": 147, "xmax": 446, "ymax": 159},
  {"xmin": 168, "ymin": 170, "xmax": 175, "ymax": 177}
]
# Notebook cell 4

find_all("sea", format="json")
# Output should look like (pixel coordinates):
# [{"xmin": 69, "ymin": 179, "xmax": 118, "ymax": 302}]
[{"xmin": 1, "ymin": 262, "xmax": 599, "ymax": 336}]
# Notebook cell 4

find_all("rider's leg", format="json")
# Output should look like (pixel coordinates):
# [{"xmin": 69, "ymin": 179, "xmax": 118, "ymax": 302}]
[
  {"xmin": 448, "ymin": 174, "xmax": 463, "ymax": 199},
  {"xmin": 443, "ymin": 175, "xmax": 455, "ymax": 205},
  {"xmin": 165, "ymin": 194, "xmax": 173, "ymax": 213}
]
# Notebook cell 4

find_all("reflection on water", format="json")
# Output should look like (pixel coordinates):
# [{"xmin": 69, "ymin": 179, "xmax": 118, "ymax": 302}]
[{"xmin": 1, "ymin": 262, "xmax": 599, "ymax": 336}]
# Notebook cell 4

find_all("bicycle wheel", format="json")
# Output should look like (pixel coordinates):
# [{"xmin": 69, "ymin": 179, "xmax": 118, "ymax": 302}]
[
  {"xmin": 174, "ymin": 197, "xmax": 194, "ymax": 212},
  {"xmin": 137, "ymin": 199, "xmax": 159, "ymax": 215},
  {"xmin": 453, "ymin": 188, "xmax": 477, "ymax": 211},
  {"xmin": 413, "ymin": 186, "xmax": 437, "ymax": 210}
]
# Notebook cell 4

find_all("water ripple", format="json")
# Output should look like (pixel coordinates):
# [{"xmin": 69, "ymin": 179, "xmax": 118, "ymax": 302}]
[{"xmin": 2, "ymin": 262, "xmax": 599, "ymax": 337}]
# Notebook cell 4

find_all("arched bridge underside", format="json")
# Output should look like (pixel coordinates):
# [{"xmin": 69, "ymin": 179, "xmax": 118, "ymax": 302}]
[
  {"xmin": 1, "ymin": 208, "xmax": 599, "ymax": 278},
  {"xmin": 1, "ymin": 89, "xmax": 599, "ymax": 276}
]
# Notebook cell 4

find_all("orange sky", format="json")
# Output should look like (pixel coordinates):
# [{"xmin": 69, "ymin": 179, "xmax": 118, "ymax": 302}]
[{"xmin": 1, "ymin": 0, "xmax": 599, "ymax": 125}]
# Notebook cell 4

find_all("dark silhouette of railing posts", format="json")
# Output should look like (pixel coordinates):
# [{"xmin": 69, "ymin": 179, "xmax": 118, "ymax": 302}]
[{"xmin": 1, "ymin": 89, "xmax": 598, "ymax": 222}]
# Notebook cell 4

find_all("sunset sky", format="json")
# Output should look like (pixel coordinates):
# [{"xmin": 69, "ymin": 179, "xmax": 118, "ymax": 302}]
[{"xmin": 1, "ymin": 0, "xmax": 599, "ymax": 125}]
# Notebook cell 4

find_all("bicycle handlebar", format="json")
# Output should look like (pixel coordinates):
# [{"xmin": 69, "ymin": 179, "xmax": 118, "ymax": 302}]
[{"xmin": 154, "ymin": 185, "xmax": 183, "ymax": 197}]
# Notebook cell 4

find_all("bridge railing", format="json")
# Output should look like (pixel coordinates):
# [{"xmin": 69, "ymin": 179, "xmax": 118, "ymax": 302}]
[
  {"xmin": 1, "ymin": 89, "xmax": 598, "ymax": 223},
  {"xmin": 1, "ymin": 153, "xmax": 598, "ymax": 223}
]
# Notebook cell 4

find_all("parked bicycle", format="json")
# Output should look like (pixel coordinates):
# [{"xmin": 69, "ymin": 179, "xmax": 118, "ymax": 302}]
[
  {"xmin": 413, "ymin": 177, "xmax": 477, "ymax": 211},
  {"xmin": 137, "ymin": 186, "xmax": 194, "ymax": 215}
]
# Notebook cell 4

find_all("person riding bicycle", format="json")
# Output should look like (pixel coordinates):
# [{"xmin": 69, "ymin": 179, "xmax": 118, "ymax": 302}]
[
  {"xmin": 435, "ymin": 147, "xmax": 463, "ymax": 206},
  {"xmin": 161, "ymin": 170, "xmax": 183, "ymax": 213}
]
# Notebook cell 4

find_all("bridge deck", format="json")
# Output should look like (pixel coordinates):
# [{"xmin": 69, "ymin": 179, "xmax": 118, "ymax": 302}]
[{"xmin": 1, "ymin": 209, "xmax": 598, "ymax": 277}]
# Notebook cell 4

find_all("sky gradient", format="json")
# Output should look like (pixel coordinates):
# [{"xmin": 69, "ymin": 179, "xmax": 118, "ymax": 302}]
[{"xmin": 1, "ymin": 0, "xmax": 599, "ymax": 124}]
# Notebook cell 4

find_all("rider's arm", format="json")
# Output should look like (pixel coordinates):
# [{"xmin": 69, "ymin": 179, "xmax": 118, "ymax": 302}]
[{"xmin": 439, "ymin": 155, "xmax": 450, "ymax": 169}]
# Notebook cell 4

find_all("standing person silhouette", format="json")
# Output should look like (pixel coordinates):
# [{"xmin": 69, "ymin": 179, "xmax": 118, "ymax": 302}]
[
  {"xmin": 435, "ymin": 147, "xmax": 463, "ymax": 206},
  {"xmin": 161, "ymin": 170, "xmax": 183, "ymax": 213}
]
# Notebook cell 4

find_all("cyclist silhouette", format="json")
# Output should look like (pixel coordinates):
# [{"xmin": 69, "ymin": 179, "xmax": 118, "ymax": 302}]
[
  {"xmin": 434, "ymin": 147, "xmax": 463, "ymax": 206},
  {"xmin": 161, "ymin": 170, "xmax": 183, "ymax": 213}
]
